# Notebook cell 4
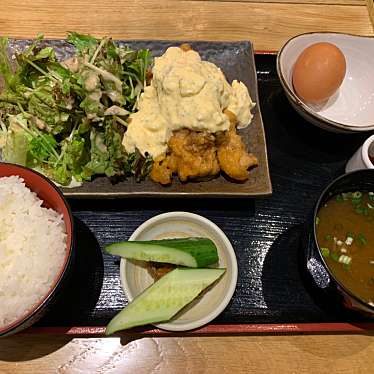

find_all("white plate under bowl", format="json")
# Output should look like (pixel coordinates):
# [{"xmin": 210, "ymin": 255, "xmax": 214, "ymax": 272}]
[
  {"xmin": 277, "ymin": 32, "xmax": 374, "ymax": 133},
  {"xmin": 120, "ymin": 212, "xmax": 238, "ymax": 331}
]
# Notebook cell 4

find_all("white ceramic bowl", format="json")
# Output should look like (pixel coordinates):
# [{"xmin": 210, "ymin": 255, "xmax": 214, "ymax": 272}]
[
  {"xmin": 277, "ymin": 32, "xmax": 374, "ymax": 133},
  {"xmin": 346, "ymin": 134, "xmax": 374, "ymax": 172},
  {"xmin": 120, "ymin": 212, "xmax": 238, "ymax": 331}
]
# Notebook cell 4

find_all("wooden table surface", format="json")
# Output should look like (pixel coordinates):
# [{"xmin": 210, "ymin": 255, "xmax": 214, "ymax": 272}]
[
  {"xmin": 1, "ymin": 1, "xmax": 374, "ymax": 373},
  {"xmin": 0, "ymin": 0, "xmax": 373, "ymax": 50}
]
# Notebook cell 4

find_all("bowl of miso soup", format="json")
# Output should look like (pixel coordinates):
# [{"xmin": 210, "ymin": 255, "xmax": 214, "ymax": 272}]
[{"xmin": 310, "ymin": 169, "xmax": 374, "ymax": 316}]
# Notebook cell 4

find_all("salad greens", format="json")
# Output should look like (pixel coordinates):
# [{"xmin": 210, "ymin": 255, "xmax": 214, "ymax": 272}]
[{"xmin": 0, "ymin": 32, "xmax": 153, "ymax": 185}]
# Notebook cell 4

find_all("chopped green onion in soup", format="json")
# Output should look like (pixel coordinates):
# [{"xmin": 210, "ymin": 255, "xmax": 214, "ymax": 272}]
[{"xmin": 316, "ymin": 191, "xmax": 374, "ymax": 303}]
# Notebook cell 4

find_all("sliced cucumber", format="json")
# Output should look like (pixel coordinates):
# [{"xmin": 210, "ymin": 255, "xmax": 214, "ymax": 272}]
[
  {"xmin": 105, "ymin": 238, "xmax": 219, "ymax": 268},
  {"xmin": 105, "ymin": 267, "xmax": 225, "ymax": 335}
]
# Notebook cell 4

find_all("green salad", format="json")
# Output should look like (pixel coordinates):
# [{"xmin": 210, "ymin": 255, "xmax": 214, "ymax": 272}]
[{"xmin": 0, "ymin": 32, "xmax": 153, "ymax": 186}]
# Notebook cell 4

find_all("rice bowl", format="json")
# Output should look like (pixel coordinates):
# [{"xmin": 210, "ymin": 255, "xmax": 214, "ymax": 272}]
[{"xmin": 0, "ymin": 164, "xmax": 73, "ymax": 337}]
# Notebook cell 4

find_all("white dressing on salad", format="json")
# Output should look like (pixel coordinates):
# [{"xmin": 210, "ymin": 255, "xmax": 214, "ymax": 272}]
[{"xmin": 122, "ymin": 47, "xmax": 255, "ymax": 158}]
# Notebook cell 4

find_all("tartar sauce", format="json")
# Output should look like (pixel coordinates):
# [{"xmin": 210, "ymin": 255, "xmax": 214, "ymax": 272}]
[{"xmin": 122, "ymin": 47, "xmax": 255, "ymax": 158}]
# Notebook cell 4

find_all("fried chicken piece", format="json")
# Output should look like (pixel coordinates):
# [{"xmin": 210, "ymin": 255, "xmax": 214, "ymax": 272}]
[
  {"xmin": 150, "ymin": 155, "xmax": 173, "ymax": 185},
  {"xmin": 180, "ymin": 43, "xmax": 192, "ymax": 52},
  {"xmin": 150, "ymin": 129, "xmax": 220, "ymax": 184},
  {"xmin": 150, "ymin": 108, "xmax": 257, "ymax": 184},
  {"xmin": 223, "ymin": 108, "xmax": 237, "ymax": 127},
  {"xmin": 216, "ymin": 123, "xmax": 258, "ymax": 181},
  {"xmin": 168, "ymin": 129, "xmax": 220, "ymax": 182}
]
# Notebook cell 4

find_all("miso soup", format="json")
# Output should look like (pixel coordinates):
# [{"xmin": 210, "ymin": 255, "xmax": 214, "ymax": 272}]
[{"xmin": 316, "ymin": 191, "xmax": 374, "ymax": 305}]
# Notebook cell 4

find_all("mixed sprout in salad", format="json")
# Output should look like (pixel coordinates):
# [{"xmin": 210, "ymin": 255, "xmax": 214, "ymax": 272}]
[{"xmin": 0, "ymin": 32, "xmax": 153, "ymax": 186}]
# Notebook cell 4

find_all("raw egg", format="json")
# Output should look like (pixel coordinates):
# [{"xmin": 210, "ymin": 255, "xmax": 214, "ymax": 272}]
[{"xmin": 292, "ymin": 42, "xmax": 346, "ymax": 104}]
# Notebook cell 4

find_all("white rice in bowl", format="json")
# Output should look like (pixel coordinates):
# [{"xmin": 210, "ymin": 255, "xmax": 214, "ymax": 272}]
[{"xmin": 0, "ymin": 175, "xmax": 67, "ymax": 328}]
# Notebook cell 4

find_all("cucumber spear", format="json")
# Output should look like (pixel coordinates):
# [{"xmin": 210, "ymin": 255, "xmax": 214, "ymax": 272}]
[{"xmin": 105, "ymin": 237, "xmax": 219, "ymax": 268}]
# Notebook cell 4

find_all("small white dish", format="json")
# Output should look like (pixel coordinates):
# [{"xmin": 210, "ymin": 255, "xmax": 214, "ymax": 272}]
[
  {"xmin": 346, "ymin": 134, "xmax": 374, "ymax": 173},
  {"xmin": 120, "ymin": 212, "xmax": 238, "ymax": 331},
  {"xmin": 277, "ymin": 32, "xmax": 374, "ymax": 133}
]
